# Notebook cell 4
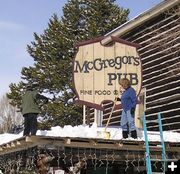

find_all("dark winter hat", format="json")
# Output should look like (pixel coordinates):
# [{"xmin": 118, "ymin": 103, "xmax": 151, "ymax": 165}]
[
  {"xmin": 26, "ymin": 84, "xmax": 32, "ymax": 90},
  {"xmin": 26, "ymin": 83, "xmax": 38, "ymax": 90}
]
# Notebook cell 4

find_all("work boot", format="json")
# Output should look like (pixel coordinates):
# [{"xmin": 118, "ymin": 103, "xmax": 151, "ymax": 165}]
[
  {"xmin": 122, "ymin": 131, "xmax": 128, "ymax": 139},
  {"xmin": 131, "ymin": 130, "xmax": 137, "ymax": 139}
]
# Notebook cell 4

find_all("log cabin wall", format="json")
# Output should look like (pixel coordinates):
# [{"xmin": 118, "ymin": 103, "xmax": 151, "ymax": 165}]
[
  {"xmin": 87, "ymin": 3, "xmax": 180, "ymax": 132},
  {"xmin": 121, "ymin": 5, "xmax": 180, "ymax": 131}
]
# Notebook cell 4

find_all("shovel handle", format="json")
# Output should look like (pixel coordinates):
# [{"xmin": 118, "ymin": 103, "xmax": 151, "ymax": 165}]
[{"xmin": 105, "ymin": 97, "xmax": 118, "ymax": 131}]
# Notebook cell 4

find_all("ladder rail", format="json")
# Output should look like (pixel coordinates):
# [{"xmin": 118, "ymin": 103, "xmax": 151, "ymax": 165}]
[
  {"xmin": 143, "ymin": 114, "xmax": 152, "ymax": 174},
  {"xmin": 142, "ymin": 112, "xmax": 167, "ymax": 174},
  {"xmin": 158, "ymin": 113, "xmax": 167, "ymax": 172}
]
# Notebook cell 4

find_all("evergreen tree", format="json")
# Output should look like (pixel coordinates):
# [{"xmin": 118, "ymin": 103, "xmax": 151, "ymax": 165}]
[{"xmin": 7, "ymin": 0, "xmax": 129, "ymax": 128}]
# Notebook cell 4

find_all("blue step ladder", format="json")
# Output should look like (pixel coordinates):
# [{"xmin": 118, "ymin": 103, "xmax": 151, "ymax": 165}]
[{"xmin": 142, "ymin": 112, "xmax": 166, "ymax": 174}]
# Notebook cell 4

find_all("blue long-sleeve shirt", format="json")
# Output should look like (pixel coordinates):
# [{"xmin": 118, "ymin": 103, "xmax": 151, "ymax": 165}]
[{"xmin": 120, "ymin": 87, "xmax": 137, "ymax": 111}]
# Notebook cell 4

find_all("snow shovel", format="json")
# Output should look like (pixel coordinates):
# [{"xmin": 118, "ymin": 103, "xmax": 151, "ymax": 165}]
[{"xmin": 97, "ymin": 97, "xmax": 118, "ymax": 139}]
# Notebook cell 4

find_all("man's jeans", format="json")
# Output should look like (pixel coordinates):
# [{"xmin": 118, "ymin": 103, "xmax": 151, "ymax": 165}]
[{"xmin": 121, "ymin": 110, "xmax": 136, "ymax": 132}]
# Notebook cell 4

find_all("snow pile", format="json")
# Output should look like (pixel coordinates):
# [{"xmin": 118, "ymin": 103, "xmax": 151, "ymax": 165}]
[
  {"xmin": 1, "ymin": 123, "xmax": 180, "ymax": 145},
  {"xmin": 0, "ymin": 132, "xmax": 23, "ymax": 145},
  {"xmin": 42, "ymin": 124, "xmax": 99, "ymax": 138}
]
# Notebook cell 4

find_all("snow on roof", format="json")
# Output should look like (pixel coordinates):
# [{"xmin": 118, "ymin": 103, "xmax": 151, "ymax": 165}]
[{"xmin": 1, "ymin": 123, "xmax": 180, "ymax": 145}]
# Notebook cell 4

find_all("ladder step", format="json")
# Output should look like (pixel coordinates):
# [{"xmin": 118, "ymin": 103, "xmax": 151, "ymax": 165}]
[
  {"xmin": 151, "ymin": 159, "xmax": 178, "ymax": 162},
  {"xmin": 146, "ymin": 120, "xmax": 158, "ymax": 123},
  {"xmin": 148, "ymin": 132, "xmax": 160, "ymax": 135},
  {"xmin": 143, "ymin": 145, "xmax": 162, "ymax": 149}
]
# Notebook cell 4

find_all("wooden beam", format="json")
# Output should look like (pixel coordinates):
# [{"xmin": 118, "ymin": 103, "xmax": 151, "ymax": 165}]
[
  {"xmin": 64, "ymin": 138, "xmax": 71, "ymax": 145},
  {"xmin": 0, "ymin": 136, "xmax": 180, "ymax": 156}
]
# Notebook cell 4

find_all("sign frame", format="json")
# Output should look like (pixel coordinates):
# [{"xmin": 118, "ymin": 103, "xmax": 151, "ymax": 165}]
[{"xmin": 73, "ymin": 36, "xmax": 142, "ymax": 110}]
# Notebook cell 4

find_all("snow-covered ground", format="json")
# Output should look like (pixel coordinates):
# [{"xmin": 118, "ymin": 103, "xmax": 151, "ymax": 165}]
[{"xmin": 1, "ymin": 123, "xmax": 180, "ymax": 145}]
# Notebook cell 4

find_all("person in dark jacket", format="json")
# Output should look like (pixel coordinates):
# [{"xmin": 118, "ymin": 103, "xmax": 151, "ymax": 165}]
[
  {"xmin": 21, "ymin": 84, "xmax": 48, "ymax": 136},
  {"xmin": 118, "ymin": 78, "xmax": 138, "ymax": 139}
]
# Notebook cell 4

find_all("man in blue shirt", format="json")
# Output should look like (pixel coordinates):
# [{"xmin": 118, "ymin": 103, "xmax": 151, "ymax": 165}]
[{"xmin": 118, "ymin": 78, "xmax": 138, "ymax": 139}]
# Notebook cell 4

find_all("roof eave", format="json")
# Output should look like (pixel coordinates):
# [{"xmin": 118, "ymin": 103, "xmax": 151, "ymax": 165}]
[{"xmin": 101, "ymin": 0, "xmax": 179, "ymax": 45}]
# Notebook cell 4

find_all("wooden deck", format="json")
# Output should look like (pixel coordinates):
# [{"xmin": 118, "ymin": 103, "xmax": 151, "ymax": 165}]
[{"xmin": 0, "ymin": 135, "xmax": 180, "ymax": 161}]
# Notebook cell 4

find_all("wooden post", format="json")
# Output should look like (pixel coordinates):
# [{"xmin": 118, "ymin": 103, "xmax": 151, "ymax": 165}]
[
  {"xmin": 86, "ymin": 107, "xmax": 91, "ymax": 125},
  {"xmin": 83, "ymin": 105, "xmax": 86, "ymax": 125},
  {"xmin": 94, "ymin": 109, "xmax": 97, "ymax": 125}
]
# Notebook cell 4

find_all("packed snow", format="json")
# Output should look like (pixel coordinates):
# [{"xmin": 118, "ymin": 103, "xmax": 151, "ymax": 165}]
[{"xmin": 1, "ymin": 123, "xmax": 180, "ymax": 145}]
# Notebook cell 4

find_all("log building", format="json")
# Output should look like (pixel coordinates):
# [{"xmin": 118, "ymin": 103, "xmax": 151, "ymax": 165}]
[{"xmin": 87, "ymin": 0, "xmax": 180, "ymax": 132}]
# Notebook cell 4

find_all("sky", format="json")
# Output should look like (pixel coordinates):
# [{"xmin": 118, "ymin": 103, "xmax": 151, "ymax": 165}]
[{"xmin": 0, "ymin": 0, "xmax": 163, "ymax": 97}]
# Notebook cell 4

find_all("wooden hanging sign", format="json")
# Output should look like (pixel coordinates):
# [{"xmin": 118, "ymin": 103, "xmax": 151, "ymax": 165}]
[{"xmin": 73, "ymin": 36, "xmax": 142, "ymax": 110}]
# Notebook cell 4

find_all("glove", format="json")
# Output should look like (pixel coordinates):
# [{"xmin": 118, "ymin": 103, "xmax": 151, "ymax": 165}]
[
  {"xmin": 45, "ymin": 98, "xmax": 49, "ymax": 104},
  {"xmin": 115, "ymin": 97, "xmax": 121, "ymax": 101},
  {"xmin": 131, "ymin": 107, "xmax": 135, "ymax": 117}
]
